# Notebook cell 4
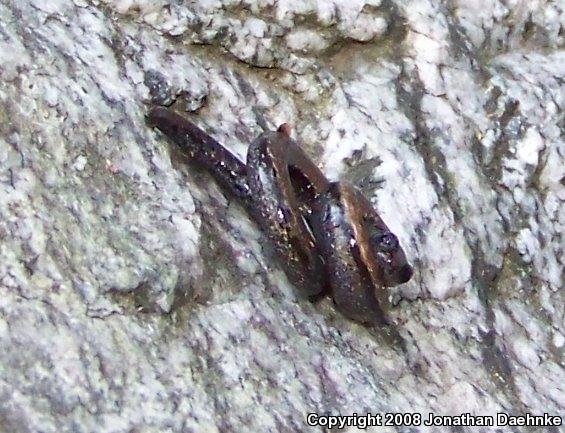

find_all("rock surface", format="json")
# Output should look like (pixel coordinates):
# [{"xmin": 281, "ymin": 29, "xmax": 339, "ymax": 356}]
[{"xmin": 0, "ymin": 0, "xmax": 563, "ymax": 432}]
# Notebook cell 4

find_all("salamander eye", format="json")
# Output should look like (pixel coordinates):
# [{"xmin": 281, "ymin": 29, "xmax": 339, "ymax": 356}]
[{"xmin": 371, "ymin": 232, "xmax": 399, "ymax": 252}]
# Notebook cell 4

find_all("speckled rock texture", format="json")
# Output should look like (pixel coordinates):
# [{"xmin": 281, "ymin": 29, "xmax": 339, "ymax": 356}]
[{"xmin": 0, "ymin": 0, "xmax": 563, "ymax": 432}]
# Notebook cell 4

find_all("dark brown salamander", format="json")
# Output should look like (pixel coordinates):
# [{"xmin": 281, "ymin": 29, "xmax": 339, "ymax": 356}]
[{"xmin": 147, "ymin": 107, "xmax": 412, "ymax": 325}]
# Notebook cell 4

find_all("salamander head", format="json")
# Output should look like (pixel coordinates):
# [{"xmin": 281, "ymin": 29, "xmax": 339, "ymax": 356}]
[
  {"xmin": 311, "ymin": 181, "xmax": 413, "ymax": 323},
  {"xmin": 366, "ymin": 225, "xmax": 413, "ymax": 285},
  {"xmin": 338, "ymin": 181, "xmax": 413, "ymax": 287}
]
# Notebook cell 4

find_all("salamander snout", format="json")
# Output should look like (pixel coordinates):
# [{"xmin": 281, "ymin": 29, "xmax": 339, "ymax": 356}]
[
  {"xmin": 397, "ymin": 263, "xmax": 413, "ymax": 284},
  {"xmin": 380, "ymin": 251, "xmax": 413, "ymax": 286},
  {"xmin": 370, "ymin": 231, "xmax": 413, "ymax": 286}
]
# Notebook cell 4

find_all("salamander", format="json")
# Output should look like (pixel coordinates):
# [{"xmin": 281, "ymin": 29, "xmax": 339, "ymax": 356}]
[{"xmin": 147, "ymin": 107, "xmax": 412, "ymax": 325}]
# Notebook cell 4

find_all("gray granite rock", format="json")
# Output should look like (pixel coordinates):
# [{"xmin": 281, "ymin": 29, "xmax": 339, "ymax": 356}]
[{"xmin": 0, "ymin": 0, "xmax": 563, "ymax": 432}]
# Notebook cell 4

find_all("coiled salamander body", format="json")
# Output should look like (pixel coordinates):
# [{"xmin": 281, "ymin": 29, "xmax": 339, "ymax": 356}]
[{"xmin": 147, "ymin": 107, "xmax": 412, "ymax": 325}]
